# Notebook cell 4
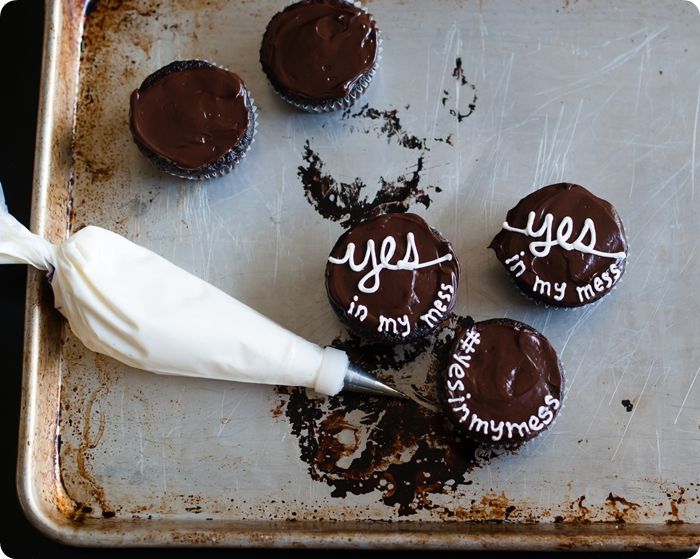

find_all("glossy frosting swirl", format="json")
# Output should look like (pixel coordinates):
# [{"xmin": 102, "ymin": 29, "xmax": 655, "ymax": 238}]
[{"xmin": 260, "ymin": 0, "xmax": 378, "ymax": 101}]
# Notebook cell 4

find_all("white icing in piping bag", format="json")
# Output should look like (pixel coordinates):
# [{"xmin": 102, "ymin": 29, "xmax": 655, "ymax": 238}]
[{"xmin": 0, "ymin": 183, "xmax": 403, "ymax": 398}]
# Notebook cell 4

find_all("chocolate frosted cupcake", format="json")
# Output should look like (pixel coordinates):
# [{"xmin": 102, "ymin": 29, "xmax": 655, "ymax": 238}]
[
  {"xmin": 325, "ymin": 213, "xmax": 460, "ymax": 344},
  {"xmin": 129, "ymin": 60, "xmax": 256, "ymax": 180},
  {"xmin": 490, "ymin": 183, "xmax": 628, "ymax": 307},
  {"xmin": 260, "ymin": 0, "xmax": 380, "ymax": 112},
  {"xmin": 440, "ymin": 318, "xmax": 564, "ymax": 447}
]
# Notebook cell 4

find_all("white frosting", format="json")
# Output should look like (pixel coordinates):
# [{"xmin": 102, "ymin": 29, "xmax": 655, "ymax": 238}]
[
  {"xmin": 328, "ymin": 232, "xmax": 453, "ymax": 294},
  {"xmin": 0, "ymin": 189, "xmax": 346, "ymax": 395},
  {"xmin": 503, "ymin": 211, "xmax": 626, "ymax": 259}
]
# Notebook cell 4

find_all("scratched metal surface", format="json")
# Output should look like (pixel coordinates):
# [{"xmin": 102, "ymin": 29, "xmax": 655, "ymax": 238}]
[{"xmin": 29, "ymin": 0, "xmax": 700, "ymax": 545}]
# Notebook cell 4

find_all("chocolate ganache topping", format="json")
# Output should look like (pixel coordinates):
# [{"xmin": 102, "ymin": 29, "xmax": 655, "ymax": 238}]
[
  {"xmin": 441, "ymin": 318, "xmax": 564, "ymax": 446},
  {"xmin": 325, "ymin": 213, "xmax": 460, "ymax": 343},
  {"xmin": 489, "ymin": 183, "xmax": 628, "ymax": 307},
  {"xmin": 260, "ymin": 0, "xmax": 378, "ymax": 101},
  {"xmin": 130, "ymin": 62, "xmax": 251, "ymax": 170}
]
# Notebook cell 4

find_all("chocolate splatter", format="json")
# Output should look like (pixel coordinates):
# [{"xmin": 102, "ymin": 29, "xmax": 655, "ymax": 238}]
[
  {"xmin": 434, "ymin": 134, "xmax": 454, "ymax": 146},
  {"xmin": 298, "ymin": 140, "xmax": 437, "ymax": 229},
  {"xmin": 452, "ymin": 57, "xmax": 467, "ymax": 86},
  {"xmin": 621, "ymin": 399, "xmax": 633, "ymax": 412},
  {"xmin": 442, "ymin": 57, "xmax": 478, "ymax": 123},
  {"xmin": 346, "ymin": 104, "xmax": 427, "ymax": 151},
  {"xmin": 278, "ymin": 315, "xmax": 497, "ymax": 516}
]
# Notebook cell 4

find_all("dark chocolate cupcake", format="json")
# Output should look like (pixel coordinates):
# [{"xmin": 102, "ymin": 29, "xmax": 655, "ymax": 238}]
[
  {"xmin": 440, "ymin": 318, "xmax": 564, "ymax": 448},
  {"xmin": 325, "ymin": 213, "xmax": 460, "ymax": 344},
  {"xmin": 129, "ymin": 60, "xmax": 257, "ymax": 180},
  {"xmin": 259, "ymin": 0, "xmax": 380, "ymax": 113},
  {"xmin": 489, "ymin": 183, "xmax": 628, "ymax": 307}
]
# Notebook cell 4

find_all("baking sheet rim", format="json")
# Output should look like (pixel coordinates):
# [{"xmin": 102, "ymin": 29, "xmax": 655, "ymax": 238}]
[{"xmin": 13, "ymin": 0, "xmax": 700, "ymax": 550}]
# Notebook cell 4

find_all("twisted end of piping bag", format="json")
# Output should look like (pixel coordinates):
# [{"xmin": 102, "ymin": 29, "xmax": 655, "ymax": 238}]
[{"xmin": 314, "ymin": 346, "xmax": 408, "ymax": 399}]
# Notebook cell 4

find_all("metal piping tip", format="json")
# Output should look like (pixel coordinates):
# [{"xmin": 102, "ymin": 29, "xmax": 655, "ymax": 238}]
[{"xmin": 342, "ymin": 362, "xmax": 408, "ymax": 399}]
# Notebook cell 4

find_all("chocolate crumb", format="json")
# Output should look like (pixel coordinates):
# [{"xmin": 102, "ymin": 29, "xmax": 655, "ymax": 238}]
[
  {"xmin": 348, "ymin": 104, "xmax": 427, "ymax": 151},
  {"xmin": 621, "ymin": 399, "xmax": 633, "ymax": 412}
]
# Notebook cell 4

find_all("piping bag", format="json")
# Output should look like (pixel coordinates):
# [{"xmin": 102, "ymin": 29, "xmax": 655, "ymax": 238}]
[{"xmin": 0, "ymin": 183, "xmax": 404, "ymax": 398}]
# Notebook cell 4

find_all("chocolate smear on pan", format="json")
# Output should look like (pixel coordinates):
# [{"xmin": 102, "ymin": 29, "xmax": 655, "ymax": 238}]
[
  {"xmin": 344, "ymin": 104, "xmax": 427, "ymax": 151},
  {"xmin": 298, "ymin": 140, "xmax": 437, "ymax": 228},
  {"xmin": 278, "ymin": 315, "xmax": 499, "ymax": 516},
  {"xmin": 441, "ymin": 57, "xmax": 478, "ymax": 124}
]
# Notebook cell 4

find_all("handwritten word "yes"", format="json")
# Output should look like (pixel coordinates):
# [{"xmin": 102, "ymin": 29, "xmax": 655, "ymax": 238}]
[
  {"xmin": 329, "ymin": 232, "xmax": 453, "ymax": 294},
  {"xmin": 503, "ymin": 212, "xmax": 626, "ymax": 259}
]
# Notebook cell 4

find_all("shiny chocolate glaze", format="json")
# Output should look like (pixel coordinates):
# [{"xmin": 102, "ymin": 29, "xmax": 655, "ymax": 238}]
[
  {"xmin": 260, "ymin": 0, "xmax": 378, "ymax": 102},
  {"xmin": 325, "ymin": 213, "xmax": 460, "ymax": 343},
  {"xmin": 441, "ymin": 318, "xmax": 564, "ymax": 446},
  {"xmin": 489, "ymin": 183, "xmax": 628, "ymax": 307},
  {"xmin": 130, "ymin": 61, "xmax": 251, "ymax": 172}
]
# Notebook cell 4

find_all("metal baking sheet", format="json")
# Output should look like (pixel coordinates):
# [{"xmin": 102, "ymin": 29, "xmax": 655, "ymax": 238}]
[{"xmin": 17, "ymin": 0, "xmax": 700, "ymax": 550}]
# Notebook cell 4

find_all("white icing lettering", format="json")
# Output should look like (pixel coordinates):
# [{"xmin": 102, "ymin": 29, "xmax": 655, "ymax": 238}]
[
  {"xmin": 505, "ymin": 251, "xmax": 526, "ymax": 278},
  {"xmin": 528, "ymin": 415, "xmax": 544, "ymax": 431},
  {"xmin": 452, "ymin": 403, "xmax": 470, "ymax": 423},
  {"xmin": 437, "ymin": 290, "xmax": 452, "ymax": 302},
  {"xmin": 347, "ymin": 295, "xmax": 368, "ymax": 322},
  {"xmin": 545, "ymin": 394, "xmax": 560, "ymax": 410},
  {"xmin": 537, "ymin": 405, "xmax": 554, "ymax": 425},
  {"xmin": 576, "ymin": 283, "xmax": 595, "ymax": 302},
  {"xmin": 420, "ymin": 283, "xmax": 455, "ymax": 328},
  {"xmin": 593, "ymin": 276, "xmax": 604, "ymax": 292},
  {"xmin": 533, "ymin": 276, "xmax": 551, "ymax": 297},
  {"xmin": 397, "ymin": 314, "xmax": 411, "ymax": 338},
  {"xmin": 459, "ymin": 329, "xmax": 481, "ymax": 352},
  {"xmin": 506, "ymin": 421, "xmax": 530, "ymax": 439},
  {"xmin": 489, "ymin": 420, "xmax": 505, "ymax": 442},
  {"xmin": 453, "ymin": 353, "xmax": 471, "ymax": 369},
  {"xmin": 440, "ymin": 283, "xmax": 454, "ymax": 294},
  {"xmin": 610, "ymin": 262, "xmax": 622, "ymax": 280},
  {"xmin": 447, "ymin": 330, "xmax": 560, "ymax": 441},
  {"xmin": 575, "ymin": 263, "xmax": 623, "ymax": 303},
  {"xmin": 503, "ymin": 211, "xmax": 626, "ymax": 259},
  {"xmin": 447, "ymin": 379, "xmax": 464, "ymax": 392},
  {"xmin": 377, "ymin": 315, "xmax": 398, "ymax": 335},
  {"xmin": 553, "ymin": 281, "xmax": 567, "ymax": 302},
  {"xmin": 469, "ymin": 414, "xmax": 489, "ymax": 434},
  {"xmin": 328, "ymin": 232, "xmax": 454, "ymax": 294},
  {"xmin": 420, "ymin": 307, "xmax": 443, "ymax": 328},
  {"xmin": 448, "ymin": 364, "xmax": 465, "ymax": 379}
]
